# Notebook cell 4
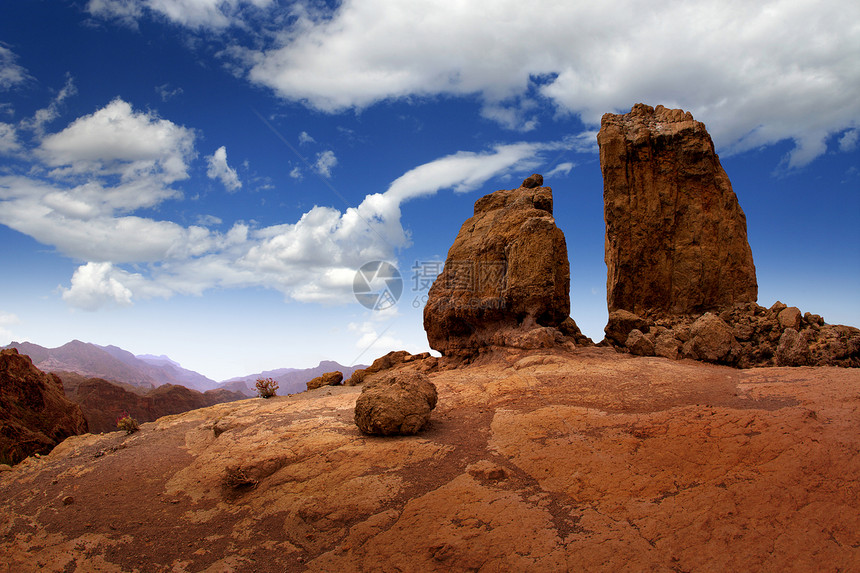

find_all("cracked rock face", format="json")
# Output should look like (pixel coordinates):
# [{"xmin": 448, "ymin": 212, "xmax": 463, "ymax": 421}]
[
  {"xmin": 423, "ymin": 175, "xmax": 571, "ymax": 359},
  {"xmin": 599, "ymin": 103, "xmax": 758, "ymax": 319}
]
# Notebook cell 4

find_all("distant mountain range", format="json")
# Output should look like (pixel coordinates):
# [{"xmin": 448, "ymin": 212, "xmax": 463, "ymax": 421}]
[
  {"xmin": 1, "ymin": 340, "xmax": 366, "ymax": 397},
  {"xmin": 221, "ymin": 360, "xmax": 367, "ymax": 396}
]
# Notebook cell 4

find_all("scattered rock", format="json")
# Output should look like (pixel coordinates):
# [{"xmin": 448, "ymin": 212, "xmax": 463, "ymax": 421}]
[
  {"xmin": 777, "ymin": 328, "xmax": 811, "ymax": 367},
  {"xmin": 605, "ymin": 309, "xmax": 650, "ymax": 346},
  {"xmin": 423, "ymin": 176, "xmax": 572, "ymax": 359},
  {"xmin": 683, "ymin": 313, "xmax": 740, "ymax": 364},
  {"xmin": 306, "ymin": 371, "xmax": 343, "ymax": 391},
  {"xmin": 354, "ymin": 372, "xmax": 438, "ymax": 436},
  {"xmin": 625, "ymin": 329, "xmax": 655, "ymax": 357},
  {"xmin": 62, "ymin": 495, "xmax": 74, "ymax": 505},
  {"xmin": 654, "ymin": 332, "xmax": 681, "ymax": 360},
  {"xmin": 0, "ymin": 349, "xmax": 88, "ymax": 465},
  {"xmin": 599, "ymin": 103, "xmax": 757, "ymax": 318},
  {"xmin": 777, "ymin": 307, "xmax": 802, "ymax": 330}
]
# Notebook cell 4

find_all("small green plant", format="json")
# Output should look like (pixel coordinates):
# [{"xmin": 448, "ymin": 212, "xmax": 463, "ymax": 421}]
[
  {"xmin": 116, "ymin": 412, "xmax": 140, "ymax": 435},
  {"xmin": 255, "ymin": 377, "xmax": 279, "ymax": 399}
]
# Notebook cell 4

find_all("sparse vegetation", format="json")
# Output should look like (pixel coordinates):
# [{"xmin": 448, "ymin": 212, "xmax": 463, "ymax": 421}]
[
  {"xmin": 255, "ymin": 377, "xmax": 279, "ymax": 398},
  {"xmin": 116, "ymin": 413, "xmax": 140, "ymax": 435}
]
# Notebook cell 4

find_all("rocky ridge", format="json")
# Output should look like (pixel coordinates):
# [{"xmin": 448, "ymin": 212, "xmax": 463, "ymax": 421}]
[{"xmin": 0, "ymin": 349, "xmax": 88, "ymax": 465}]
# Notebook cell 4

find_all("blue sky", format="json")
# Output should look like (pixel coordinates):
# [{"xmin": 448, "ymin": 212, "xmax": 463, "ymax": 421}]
[{"xmin": 1, "ymin": 0, "xmax": 858, "ymax": 381}]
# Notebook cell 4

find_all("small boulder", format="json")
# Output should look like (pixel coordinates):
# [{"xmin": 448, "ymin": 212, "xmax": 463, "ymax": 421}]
[
  {"xmin": 521, "ymin": 173, "xmax": 543, "ymax": 188},
  {"xmin": 626, "ymin": 329, "xmax": 655, "ymax": 356},
  {"xmin": 776, "ymin": 329, "xmax": 810, "ymax": 366},
  {"xmin": 777, "ymin": 307, "xmax": 802, "ymax": 330},
  {"xmin": 306, "ymin": 371, "xmax": 343, "ymax": 391},
  {"xmin": 354, "ymin": 372, "xmax": 437, "ymax": 436},
  {"xmin": 605, "ymin": 309, "xmax": 649, "ymax": 346},
  {"xmin": 655, "ymin": 333, "xmax": 681, "ymax": 360},
  {"xmin": 684, "ymin": 313, "xmax": 739, "ymax": 364}
]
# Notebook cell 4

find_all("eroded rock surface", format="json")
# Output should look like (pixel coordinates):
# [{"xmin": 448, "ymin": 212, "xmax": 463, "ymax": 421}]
[
  {"xmin": 1, "ymin": 347, "xmax": 857, "ymax": 572},
  {"xmin": 354, "ymin": 371, "xmax": 437, "ymax": 435},
  {"xmin": 0, "ymin": 349, "xmax": 87, "ymax": 464},
  {"xmin": 599, "ymin": 103, "xmax": 758, "ymax": 318},
  {"xmin": 424, "ymin": 175, "xmax": 585, "ymax": 359}
]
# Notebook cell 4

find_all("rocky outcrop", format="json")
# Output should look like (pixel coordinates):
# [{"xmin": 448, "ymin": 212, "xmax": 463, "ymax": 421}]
[
  {"xmin": 604, "ymin": 302, "xmax": 860, "ymax": 368},
  {"xmin": 599, "ymin": 104, "xmax": 757, "ymax": 318},
  {"xmin": 0, "ymin": 349, "xmax": 87, "ymax": 464},
  {"xmin": 345, "ymin": 350, "xmax": 436, "ymax": 386},
  {"xmin": 424, "ymin": 174, "xmax": 588, "ymax": 358},
  {"xmin": 306, "ymin": 371, "xmax": 343, "ymax": 391},
  {"xmin": 353, "ymin": 372, "xmax": 438, "ymax": 435}
]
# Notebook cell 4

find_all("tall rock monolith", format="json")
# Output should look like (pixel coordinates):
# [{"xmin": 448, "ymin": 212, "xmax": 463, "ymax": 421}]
[
  {"xmin": 598, "ymin": 103, "xmax": 758, "ymax": 319},
  {"xmin": 424, "ymin": 174, "xmax": 581, "ymax": 359}
]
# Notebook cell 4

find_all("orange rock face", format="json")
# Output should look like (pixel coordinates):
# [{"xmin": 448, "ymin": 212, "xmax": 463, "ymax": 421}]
[
  {"xmin": 599, "ymin": 103, "xmax": 758, "ymax": 318},
  {"xmin": 423, "ymin": 175, "xmax": 571, "ymax": 358}
]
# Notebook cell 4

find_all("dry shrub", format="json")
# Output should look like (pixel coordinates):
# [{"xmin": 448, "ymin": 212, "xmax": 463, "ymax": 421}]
[
  {"xmin": 255, "ymin": 377, "xmax": 279, "ymax": 398},
  {"xmin": 116, "ymin": 413, "xmax": 140, "ymax": 435}
]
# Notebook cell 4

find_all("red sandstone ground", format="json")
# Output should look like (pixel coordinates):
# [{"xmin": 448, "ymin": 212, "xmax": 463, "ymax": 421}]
[{"xmin": 1, "ymin": 346, "xmax": 858, "ymax": 572}]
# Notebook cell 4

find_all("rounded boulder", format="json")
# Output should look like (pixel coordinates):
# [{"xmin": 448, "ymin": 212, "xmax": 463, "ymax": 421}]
[{"xmin": 354, "ymin": 372, "xmax": 438, "ymax": 436}]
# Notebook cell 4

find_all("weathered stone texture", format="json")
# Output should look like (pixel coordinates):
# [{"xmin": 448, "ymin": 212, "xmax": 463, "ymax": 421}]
[
  {"xmin": 423, "ymin": 175, "xmax": 575, "ymax": 358},
  {"xmin": 599, "ymin": 103, "xmax": 757, "ymax": 318}
]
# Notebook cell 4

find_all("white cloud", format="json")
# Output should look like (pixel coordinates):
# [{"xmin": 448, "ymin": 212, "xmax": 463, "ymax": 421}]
[
  {"xmin": 384, "ymin": 141, "xmax": 554, "ymax": 204},
  {"xmin": 547, "ymin": 162, "xmax": 574, "ymax": 177},
  {"xmin": 314, "ymin": 150, "xmax": 337, "ymax": 178},
  {"xmin": 0, "ymin": 95, "xmax": 556, "ymax": 311},
  {"xmin": 21, "ymin": 76, "xmax": 77, "ymax": 137},
  {"xmin": 240, "ymin": 0, "xmax": 860, "ymax": 167},
  {"xmin": 61, "ymin": 262, "xmax": 135, "ymax": 310},
  {"xmin": 289, "ymin": 166, "xmax": 302, "ymax": 180},
  {"xmin": 0, "ymin": 45, "xmax": 29, "ymax": 90},
  {"xmin": 839, "ymin": 129, "xmax": 859, "ymax": 152},
  {"xmin": 298, "ymin": 131, "xmax": 315, "ymax": 145},
  {"xmin": 89, "ymin": 0, "xmax": 273, "ymax": 28},
  {"xmin": 206, "ymin": 146, "xmax": 242, "ymax": 191},
  {"xmin": 0, "ymin": 123, "xmax": 19, "ymax": 154},
  {"xmin": 39, "ymin": 98, "xmax": 195, "ymax": 185}
]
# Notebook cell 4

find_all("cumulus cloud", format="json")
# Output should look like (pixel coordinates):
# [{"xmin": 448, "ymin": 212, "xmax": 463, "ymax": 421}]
[
  {"xmin": 236, "ymin": 0, "xmax": 859, "ymax": 167},
  {"xmin": 39, "ymin": 98, "xmax": 195, "ymax": 185},
  {"xmin": 314, "ymin": 150, "xmax": 337, "ymax": 178},
  {"xmin": 0, "ymin": 92, "xmax": 561, "ymax": 310},
  {"xmin": 839, "ymin": 129, "xmax": 859, "ymax": 152},
  {"xmin": 206, "ymin": 146, "xmax": 242, "ymax": 191},
  {"xmin": 0, "ymin": 45, "xmax": 29, "ymax": 90}
]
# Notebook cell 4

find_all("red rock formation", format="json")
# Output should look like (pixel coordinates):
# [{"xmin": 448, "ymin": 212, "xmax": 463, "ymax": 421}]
[
  {"xmin": 0, "ymin": 349, "xmax": 87, "ymax": 464},
  {"xmin": 599, "ymin": 104, "xmax": 757, "ymax": 318},
  {"xmin": 423, "ymin": 174, "xmax": 577, "ymax": 358},
  {"xmin": 354, "ymin": 371, "xmax": 438, "ymax": 435}
]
